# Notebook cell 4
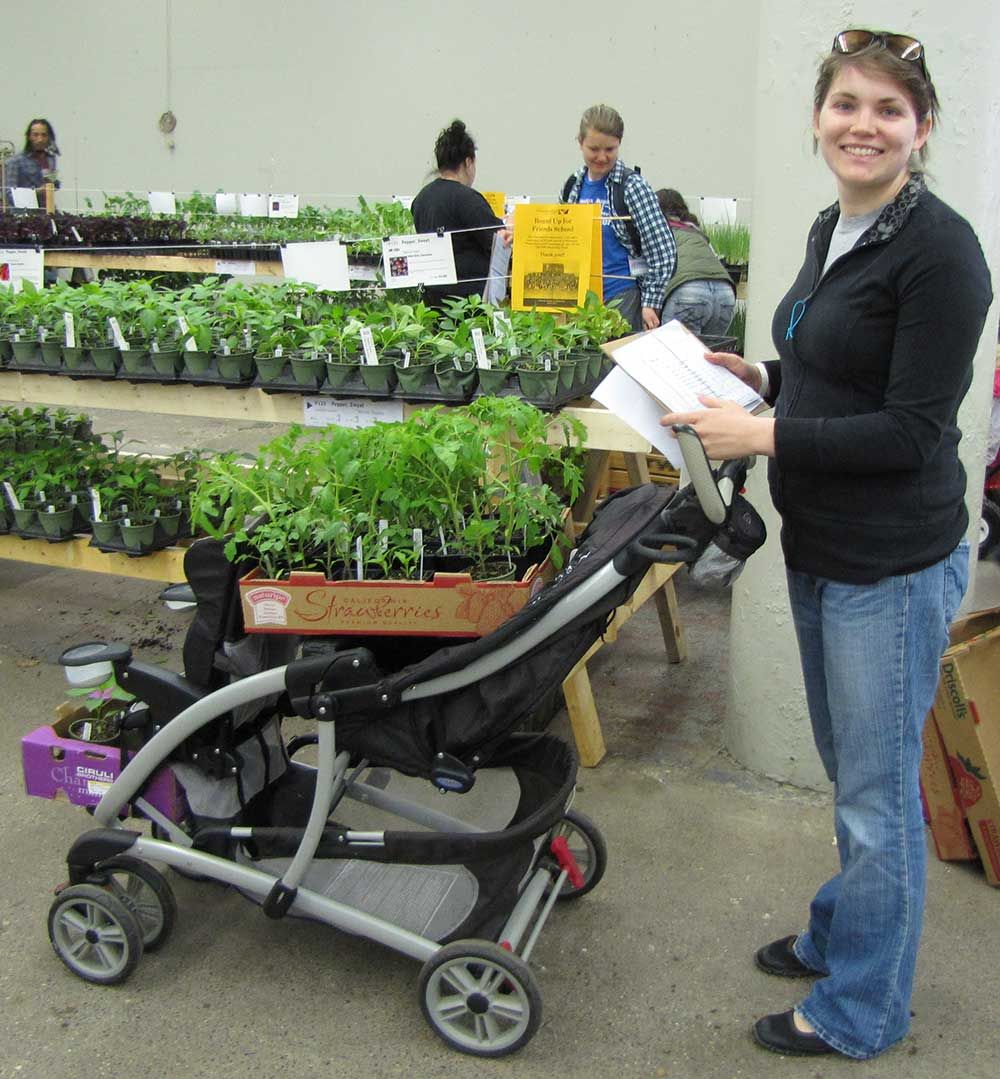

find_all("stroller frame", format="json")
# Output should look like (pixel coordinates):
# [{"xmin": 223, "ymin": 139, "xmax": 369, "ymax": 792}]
[{"xmin": 44, "ymin": 429, "xmax": 750, "ymax": 1057}]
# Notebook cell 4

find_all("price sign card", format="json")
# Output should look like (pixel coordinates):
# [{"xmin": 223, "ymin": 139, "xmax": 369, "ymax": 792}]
[
  {"xmin": 239, "ymin": 192, "xmax": 268, "ymax": 217},
  {"xmin": 0, "ymin": 248, "xmax": 44, "ymax": 292},
  {"xmin": 510, "ymin": 203, "xmax": 598, "ymax": 312},
  {"xmin": 215, "ymin": 192, "xmax": 239, "ymax": 214},
  {"xmin": 148, "ymin": 191, "xmax": 177, "ymax": 214},
  {"xmin": 280, "ymin": 241, "xmax": 351, "ymax": 292},
  {"xmin": 302, "ymin": 396, "xmax": 404, "ymax": 429},
  {"xmin": 269, "ymin": 193, "xmax": 299, "ymax": 218},
  {"xmin": 381, "ymin": 233, "xmax": 457, "ymax": 290}
]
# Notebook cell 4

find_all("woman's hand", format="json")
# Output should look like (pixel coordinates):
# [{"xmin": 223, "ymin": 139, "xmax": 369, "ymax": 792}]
[
  {"xmin": 641, "ymin": 306, "xmax": 661, "ymax": 331},
  {"xmin": 660, "ymin": 397, "xmax": 776, "ymax": 459},
  {"xmin": 704, "ymin": 350, "xmax": 761, "ymax": 392}
]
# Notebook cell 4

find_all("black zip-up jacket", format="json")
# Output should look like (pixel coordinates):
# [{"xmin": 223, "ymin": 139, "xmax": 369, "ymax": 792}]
[{"xmin": 763, "ymin": 176, "xmax": 992, "ymax": 583}]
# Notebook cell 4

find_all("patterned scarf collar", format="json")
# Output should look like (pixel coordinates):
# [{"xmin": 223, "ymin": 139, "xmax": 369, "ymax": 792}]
[{"xmin": 816, "ymin": 173, "xmax": 927, "ymax": 249}]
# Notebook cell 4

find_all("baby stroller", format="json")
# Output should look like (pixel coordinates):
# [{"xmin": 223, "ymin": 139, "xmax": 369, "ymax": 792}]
[{"xmin": 42, "ymin": 428, "xmax": 763, "ymax": 1057}]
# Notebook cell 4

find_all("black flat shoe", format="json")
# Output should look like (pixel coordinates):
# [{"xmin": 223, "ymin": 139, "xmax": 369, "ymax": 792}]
[
  {"xmin": 752, "ymin": 1010, "xmax": 837, "ymax": 1056},
  {"xmin": 754, "ymin": 934, "xmax": 819, "ymax": 978}
]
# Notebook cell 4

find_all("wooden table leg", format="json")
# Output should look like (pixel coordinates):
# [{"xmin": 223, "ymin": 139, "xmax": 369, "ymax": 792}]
[
  {"xmin": 572, "ymin": 449, "xmax": 610, "ymax": 525},
  {"xmin": 562, "ymin": 665, "xmax": 606, "ymax": 768},
  {"xmin": 655, "ymin": 576, "xmax": 686, "ymax": 663},
  {"xmin": 624, "ymin": 451, "xmax": 651, "ymax": 486}
]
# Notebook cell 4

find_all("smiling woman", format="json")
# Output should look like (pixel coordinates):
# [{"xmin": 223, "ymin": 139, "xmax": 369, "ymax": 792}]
[{"xmin": 659, "ymin": 28, "xmax": 992, "ymax": 1063}]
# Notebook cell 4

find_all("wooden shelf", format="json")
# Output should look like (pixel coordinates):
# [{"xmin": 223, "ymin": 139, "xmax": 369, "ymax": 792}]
[
  {"xmin": 0, "ymin": 533, "xmax": 189, "ymax": 581},
  {"xmin": 43, "ymin": 251, "xmax": 284, "ymax": 276},
  {"xmin": 0, "ymin": 370, "xmax": 653, "ymax": 452}
]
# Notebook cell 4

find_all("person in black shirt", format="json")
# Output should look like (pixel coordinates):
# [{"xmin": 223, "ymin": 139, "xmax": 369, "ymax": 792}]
[{"xmin": 410, "ymin": 120, "xmax": 504, "ymax": 307}]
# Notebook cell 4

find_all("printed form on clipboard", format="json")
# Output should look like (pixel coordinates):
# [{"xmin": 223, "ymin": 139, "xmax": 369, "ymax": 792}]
[{"xmin": 593, "ymin": 320, "xmax": 765, "ymax": 467}]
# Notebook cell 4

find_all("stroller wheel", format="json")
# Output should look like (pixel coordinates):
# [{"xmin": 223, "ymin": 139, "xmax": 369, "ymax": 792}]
[
  {"xmin": 549, "ymin": 809, "xmax": 607, "ymax": 900},
  {"xmin": 418, "ymin": 940, "xmax": 542, "ymax": 1057},
  {"xmin": 980, "ymin": 499, "xmax": 1000, "ymax": 558},
  {"xmin": 48, "ymin": 884, "xmax": 143, "ymax": 985},
  {"xmin": 98, "ymin": 856, "xmax": 177, "ymax": 952}
]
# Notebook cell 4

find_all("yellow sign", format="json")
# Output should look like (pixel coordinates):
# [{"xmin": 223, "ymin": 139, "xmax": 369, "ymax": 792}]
[
  {"xmin": 511, "ymin": 203, "xmax": 601, "ymax": 312},
  {"xmin": 480, "ymin": 191, "xmax": 506, "ymax": 219}
]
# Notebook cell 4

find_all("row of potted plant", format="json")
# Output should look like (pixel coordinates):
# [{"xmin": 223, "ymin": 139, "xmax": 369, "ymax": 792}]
[
  {"xmin": 0, "ymin": 282, "xmax": 629, "ymax": 403},
  {"xmin": 190, "ymin": 395, "xmax": 586, "ymax": 583},
  {"xmin": 0, "ymin": 193, "xmax": 413, "ymax": 257},
  {"xmin": 0, "ymin": 405, "xmax": 198, "ymax": 553}
]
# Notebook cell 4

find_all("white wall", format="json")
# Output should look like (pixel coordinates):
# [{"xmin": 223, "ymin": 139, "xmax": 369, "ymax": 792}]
[{"xmin": 3, "ymin": 0, "xmax": 760, "ymax": 209}]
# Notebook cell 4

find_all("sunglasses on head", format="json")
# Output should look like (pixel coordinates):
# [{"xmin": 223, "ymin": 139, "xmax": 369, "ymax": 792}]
[{"xmin": 832, "ymin": 29, "xmax": 928, "ymax": 77}]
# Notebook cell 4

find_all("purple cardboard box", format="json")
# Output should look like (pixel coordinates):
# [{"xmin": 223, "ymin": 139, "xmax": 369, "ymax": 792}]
[{"xmin": 22, "ymin": 717, "xmax": 183, "ymax": 821}]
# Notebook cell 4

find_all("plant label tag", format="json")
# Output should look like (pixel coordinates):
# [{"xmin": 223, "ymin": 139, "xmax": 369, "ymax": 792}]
[
  {"xmin": 123, "ymin": 517, "xmax": 132, "ymax": 529},
  {"xmin": 295, "ymin": 304, "xmax": 302, "ymax": 320},
  {"xmin": 39, "ymin": 326, "xmax": 47, "ymax": 342},
  {"xmin": 275, "ymin": 345, "xmax": 283, "ymax": 357},
  {"xmin": 108, "ymin": 317, "xmax": 128, "ymax": 350},
  {"xmin": 222, "ymin": 341, "xmax": 231, "ymax": 355},
  {"xmin": 355, "ymin": 537, "xmax": 364, "ymax": 581},
  {"xmin": 471, "ymin": 328, "xmax": 490, "ymax": 369},
  {"xmin": 151, "ymin": 339, "xmax": 160, "ymax": 353},
  {"xmin": 378, "ymin": 519, "xmax": 389, "ymax": 552},
  {"xmin": 177, "ymin": 316, "xmax": 197, "ymax": 351},
  {"xmin": 412, "ymin": 528, "xmax": 423, "ymax": 550},
  {"xmin": 401, "ymin": 350, "xmax": 410, "ymax": 369},
  {"xmin": 543, "ymin": 355, "xmax": 552, "ymax": 372},
  {"xmin": 492, "ymin": 312, "xmax": 513, "ymax": 337},
  {"xmin": 63, "ymin": 312, "xmax": 75, "ymax": 348},
  {"xmin": 90, "ymin": 489, "xmax": 102, "ymax": 521},
  {"xmin": 37, "ymin": 488, "xmax": 46, "ymax": 503},
  {"xmin": 360, "ymin": 327, "xmax": 379, "ymax": 366},
  {"xmin": 3, "ymin": 482, "xmax": 22, "ymax": 511},
  {"xmin": 438, "ymin": 526, "xmax": 448, "ymax": 554},
  {"xmin": 70, "ymin": 226, "xmax": 83, "ymax": 244},
  {"xmin": 243, "ymin": 327, "xmax": 252, "ymax": 349}
]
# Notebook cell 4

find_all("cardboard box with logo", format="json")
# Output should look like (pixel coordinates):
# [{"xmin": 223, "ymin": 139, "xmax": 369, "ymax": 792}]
[{"xmin": 930, "ymin": 607, "xmax": 1000, "ymax": 886}]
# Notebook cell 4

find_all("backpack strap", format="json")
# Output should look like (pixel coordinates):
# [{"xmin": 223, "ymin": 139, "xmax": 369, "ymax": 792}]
[
  {"xmin": 608, "ymin": 165, "xmax": 642, "ymax": 254},
  {"xmin": 565, "ymin": 164, "xmax": 643, "ymax": 255}
]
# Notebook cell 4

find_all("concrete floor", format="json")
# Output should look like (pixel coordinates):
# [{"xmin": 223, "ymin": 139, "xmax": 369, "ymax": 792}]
[{"xmin": 2, "ymin": 404, "xmax": 999, "ymax": 1078}]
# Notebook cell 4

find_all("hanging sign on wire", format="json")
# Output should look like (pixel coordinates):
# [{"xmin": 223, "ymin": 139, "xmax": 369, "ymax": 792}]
[{"xmin": 381, "ymin": 232, "xmax": 457, "ymax": 290}]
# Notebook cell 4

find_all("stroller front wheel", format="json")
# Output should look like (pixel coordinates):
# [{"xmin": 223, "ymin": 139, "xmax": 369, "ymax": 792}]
[
  {"xmin": 48, "ymin": 884, "xmax": 144, "ymax": 985},
  {"xmin": 418, "ymin": 940, "xmax": 542, "ymax": 1057},
  {"xmin": 97, "ymin": 856, "xmax": 177, "ymax": 952}
]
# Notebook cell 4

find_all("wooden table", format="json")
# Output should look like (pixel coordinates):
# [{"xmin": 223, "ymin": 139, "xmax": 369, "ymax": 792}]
[{"xmin": 0, "ymin": 372, "xmax": 684, "ymax": 767}]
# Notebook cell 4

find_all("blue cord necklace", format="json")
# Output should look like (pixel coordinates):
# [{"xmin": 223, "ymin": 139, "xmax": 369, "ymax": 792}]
[{"xmin": 785, "ymin": 299, "xmax": 808, "ymax": 340}]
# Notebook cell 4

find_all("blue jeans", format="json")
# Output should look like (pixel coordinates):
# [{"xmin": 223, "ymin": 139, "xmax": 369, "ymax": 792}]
[
  {"xmin": 785, "ymin": 542, "xmax": 969, "ymax": 1058},
  {"xmin": 660, "ymin": 278, "xmax": 736, "ymax": 338}
]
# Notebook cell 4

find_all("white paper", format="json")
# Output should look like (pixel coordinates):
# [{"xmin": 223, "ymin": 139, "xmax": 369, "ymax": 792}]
[
  {"xmin": 609, "ymin": 320, "xmax": 762, "ymax": 414},
  {"xmin": 697, "ymin": 196, "xmax": 738, "ymax": 226},
  {"xmin": 302, "ymin": 396, "xmax": 404, "ymax": 429},
  {"xmin": 280, "ymin": 241, "xmax": 350, "ymax": 292},
  {"xmin": 381, "ymin": 233, "xmax": 457, "ymax": 289},
  {"xmin": 0, "ymin": 248, "xmax": 44, "ymax": 292},
  {"xmin": 592, "ymin": 366, "xmax": 685, "ymax": 466},
  {"xmin": 214, "ymin": 192, "xmax": 238, "ymax": 214},
  {"xmin": 349, "ymin": 263, "xmax": 380, "ymax": 282},
  {"xmin": 239, "ymin": 192, "xmax": 268, "ymax": 217},
  {"xmin": 10, "ymin": 187, "xmax": 38, "ymax": 209},
  {"xmin": 504, "ymin": 194, "xmax": 531, "ymax": 214},
  {"xmin": 391, "ymin": 194, "xmax": 414, "ymax": 210},
  {"xmin": 483, "ymin": 231, "xmax": 511, "ymax": 305},
  {"xmin": 148, "ymin": 191, "xmax": 177, "ymax": 214},
  {"xmin": 268, "ymin": 193, "xmax": 299, "ymax": 218},
  {"xmin": 214, "ymin": 259, "xmax": 257, "ymax": 276}
]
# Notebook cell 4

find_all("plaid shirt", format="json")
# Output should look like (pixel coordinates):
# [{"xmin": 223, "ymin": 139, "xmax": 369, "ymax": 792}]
[
  {"xmin": 4, "ymin": 150, "xmax": 60, "ymax": 195},
  {"xmin": 563, "ymin": 159, "xmax": 676, "ymax": 309}
]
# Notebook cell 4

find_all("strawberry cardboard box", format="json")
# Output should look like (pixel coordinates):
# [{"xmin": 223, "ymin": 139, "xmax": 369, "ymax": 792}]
[
  {"xmin": 931, "ymin": 607, "xmax": 1000, "ymax": 886},
  {"xmin": 240, "ymin": 565, "xmax": 546, "ymax": 638},
  {"xmin": 22, "ymin": 706, "xmax": 184, "ymax": 821},
  {"xmin": 238, "ymin": 519, "xmax": 572, "ymax": 638},
  {"xmin": 920, "ymin": 709, "xmax": 978, "ymax": 863}
]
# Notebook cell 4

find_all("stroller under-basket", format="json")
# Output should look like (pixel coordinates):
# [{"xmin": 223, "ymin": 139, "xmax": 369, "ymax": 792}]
[{"xmin": 38, "ymin": 429, "xmax": 763, "ymax": 1057}]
